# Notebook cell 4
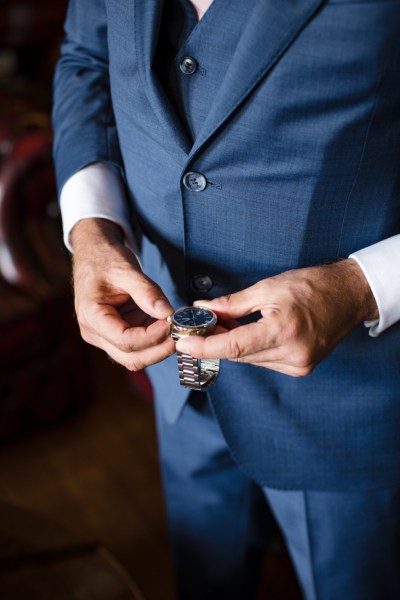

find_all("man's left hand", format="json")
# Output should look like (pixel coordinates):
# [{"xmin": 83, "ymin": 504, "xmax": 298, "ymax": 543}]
[{"xmin": 176, "ymin": 259, "xmax": 379, "ymax": 377}]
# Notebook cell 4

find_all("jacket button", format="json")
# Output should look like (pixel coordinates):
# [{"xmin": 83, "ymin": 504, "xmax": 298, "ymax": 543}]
[
  {"xmin": 180, "ymin": 56, "xmax": 197, "ymax": 75},
  {"xmin": 183, "ymin": 172, "xmax": 207, "ymax": 192},
  {"xmin": 191, "ymin": 274, "xmax": 213, "ymax": 293}
]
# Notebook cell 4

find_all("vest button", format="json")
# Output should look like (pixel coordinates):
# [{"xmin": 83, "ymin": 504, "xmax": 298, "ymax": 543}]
[
  {"xmin": 180, "ymin": 56, "xmax": 197, "ymax": 75},
  {"xmin": 183, "ymin": 172, "xmax": 207, "ymax": 192},
  {"xmin": 191, "ymin": 274, "xmax": 213, "ymax": 293}
]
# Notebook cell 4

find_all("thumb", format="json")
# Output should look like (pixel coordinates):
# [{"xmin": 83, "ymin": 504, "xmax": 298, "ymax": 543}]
[
  {"xmin": 193, "ymin": 283, "xmax": 263, "ymax": 320},
  {"xmin": 122, "ymin": 269, "xmax": 173, "ymax": 319}
]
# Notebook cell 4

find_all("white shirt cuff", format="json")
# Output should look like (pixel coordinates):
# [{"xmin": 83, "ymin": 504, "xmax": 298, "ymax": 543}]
[
  {"xmin": 59, "ymin": 163, "xmax": 138, "ymax": 254},
  {"xmin": 349, "ymin": 234, "xmax": 400, "ymax": 337}
]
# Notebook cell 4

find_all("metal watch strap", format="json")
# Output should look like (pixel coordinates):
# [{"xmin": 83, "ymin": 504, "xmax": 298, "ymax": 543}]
[{"xmin": 177, "ymin": 351, "xmax": 220, "ymax": 391}]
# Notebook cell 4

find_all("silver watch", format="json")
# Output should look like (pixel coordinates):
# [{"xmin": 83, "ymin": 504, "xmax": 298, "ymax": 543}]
[{"xmin": 168, "ymin": 306, "xmax": 220, "ymax": 391}]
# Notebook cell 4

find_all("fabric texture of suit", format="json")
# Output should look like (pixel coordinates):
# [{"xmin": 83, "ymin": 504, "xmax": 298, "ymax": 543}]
[{"xmin": 53, "ymin": 0, "xmax": 400, "ymax": 492}]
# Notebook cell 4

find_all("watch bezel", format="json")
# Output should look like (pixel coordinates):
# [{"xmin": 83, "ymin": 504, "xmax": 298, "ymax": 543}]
[{"xmin": 169, "ymin": 306, "xmax": 218, "ymax": 338}]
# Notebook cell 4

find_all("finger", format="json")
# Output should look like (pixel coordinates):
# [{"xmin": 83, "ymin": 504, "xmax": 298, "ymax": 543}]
[
  {"xmin": 233, "ymin": 348, "xmax": 285, "ymax": 364},
  {"xmin": 222, "ymin": 337, "xmax": 316, "ymax": 377},
  {"xmin": 250, "ymin": 361, "xmax": 315, "ymax": 377},
  {"xmin": 236, "ymin": 346, "xmax": 313, "ymax": 367},
  {"xmin": 114, "ymin": 269, "xmax": 173, "ymax": 320},
  {"xmin": 99, "ymin": 335, "xmax": 176, "ymax": 371},
  {"xmin": 192, "ymin": 282, "xmax": 268, "ymax": 320},
  {"xmin": 176, "ymin": 322, "xmax": 272, "ymax": 360},
  {"xmin": 119, "ymin": 305, "xmax": 156, "ymax": 328},
  {"xmin": 178, "ymin": 328, "xmax": 312, "ymax": 376},
  {"xmin": 80, "ymin": 306, "xmax": 171, "ymax": 353}
]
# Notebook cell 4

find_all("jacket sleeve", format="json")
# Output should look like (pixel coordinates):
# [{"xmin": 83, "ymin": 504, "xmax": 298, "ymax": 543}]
[{"xmin": 52, "ymin": 0, "xmax": 123, "ymax": 194}]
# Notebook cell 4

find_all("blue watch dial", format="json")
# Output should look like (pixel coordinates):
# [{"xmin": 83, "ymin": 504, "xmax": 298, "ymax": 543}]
[{"xmin": 173, "ymin": 306, "xmax": 216, "ymax": 328}]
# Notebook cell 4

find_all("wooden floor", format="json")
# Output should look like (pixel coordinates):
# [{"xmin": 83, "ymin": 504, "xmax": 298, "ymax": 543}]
[{"xmin": 0, "ymin": 347, "xmax": 301, "ymax": 600}]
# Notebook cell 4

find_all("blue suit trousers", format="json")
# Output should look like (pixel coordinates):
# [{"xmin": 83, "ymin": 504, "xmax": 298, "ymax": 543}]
[{"xmin": 155, "ymin": 392, "xmax": 400, "ymax": 600}]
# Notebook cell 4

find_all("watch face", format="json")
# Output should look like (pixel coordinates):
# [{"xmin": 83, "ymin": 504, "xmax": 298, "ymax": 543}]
[{"xmin": 173, "ymin": 306, "xmax": 217, "ymax": 329}]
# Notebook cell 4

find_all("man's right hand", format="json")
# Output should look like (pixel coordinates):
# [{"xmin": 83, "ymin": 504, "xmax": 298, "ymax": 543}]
[{"xmin": 70, "ymin": 218, "xmax": 176, "ymax": 370}]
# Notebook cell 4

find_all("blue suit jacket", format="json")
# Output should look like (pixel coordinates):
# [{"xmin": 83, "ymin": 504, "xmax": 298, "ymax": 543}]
[{"xmin": 53, "ymin": 0, "xmax": 400, "ymax": 491}]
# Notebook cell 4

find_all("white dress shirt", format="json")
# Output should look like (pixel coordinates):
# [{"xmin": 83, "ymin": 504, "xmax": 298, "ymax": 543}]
[{"xmin": 60, "ymin": 163, "xmax": 400, "ymax": 337}]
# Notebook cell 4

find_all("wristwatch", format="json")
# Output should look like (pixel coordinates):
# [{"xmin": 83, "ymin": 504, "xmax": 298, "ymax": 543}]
[{"xmin": 168, "ymin": 306, "xmax": 220, "ymax": 391}]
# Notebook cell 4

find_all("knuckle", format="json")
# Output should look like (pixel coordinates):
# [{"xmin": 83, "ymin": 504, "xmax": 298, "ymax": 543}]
[
  {"xmin": 78, "ymin": 323, "xmax": 93, "ymax": 344},
  {"xmin": 218, "ymin": 294, "xmax": 233, "ymax": 309},
  {"xmin": 125, "ymin": 357, "xmax": 143, "ymax": 372},
  {"xmin": 299, "ymin": 352, "xmax": 312, "ymax": 368},
  {"xmin": 285, "ymin": 318, "xmax": 302, "ymax": 340},
  {"xmin": 289, "ymin": 345, "xmax": 315, "ymax": 376},
  {"xmin": 116, "ymin": 340, "xmax": 135, "ymax": 353},
  {"xmin": 139, "ymin": 275, "xmax": 162, "ymax": 297},
  {"xmin": 292, "ymin": 364, "xmax": 315, "ymax": 377},
  {"xmin": 114, "ymin": 332, "xmax": 145, "ymax": 353},
  {"xmin": 74, "ymin": 310, "xmax": 85, "ymax": 330},
  {"xmin": 226, "ymin": 335, "xmax": 243, "ymax": 360}
]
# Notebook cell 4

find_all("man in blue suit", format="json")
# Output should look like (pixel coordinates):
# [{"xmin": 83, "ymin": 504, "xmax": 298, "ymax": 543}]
[{"xmin": 53, "ymin": 0, "xmax": 400, "ymax": 597}]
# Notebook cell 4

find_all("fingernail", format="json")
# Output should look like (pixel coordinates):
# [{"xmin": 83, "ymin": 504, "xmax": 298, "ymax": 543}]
[{"xmin": 154, "ymin": 298, "xmax": 172, "ymax": 317}]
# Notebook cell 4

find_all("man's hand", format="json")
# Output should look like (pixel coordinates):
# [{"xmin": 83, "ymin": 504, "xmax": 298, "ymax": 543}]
[
  {"xmin": 176, "ymin": 260, "xmax": 379, "ymax": 377},
  {"xmin": 71, "ymin": 218, "xmax": 175, "ymax": 370}
]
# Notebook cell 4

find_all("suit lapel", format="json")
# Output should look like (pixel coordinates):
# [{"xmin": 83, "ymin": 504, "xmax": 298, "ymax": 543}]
[
  {"xmin": 134, "ymin": 0, "xmax": 192, "ymax": 155},
  {"xmin": 190, "ymin": 0, "xmax": 326, "ymax": 157},
  {"xmin": 134, "ymin": 0, "xmax": 326, "ymax": 159}
]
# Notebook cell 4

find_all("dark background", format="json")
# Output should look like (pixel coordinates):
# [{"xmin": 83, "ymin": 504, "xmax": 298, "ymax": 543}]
[{"xmin": 0, "ymin": 3, "xmax": 177, "ymax": 598}]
